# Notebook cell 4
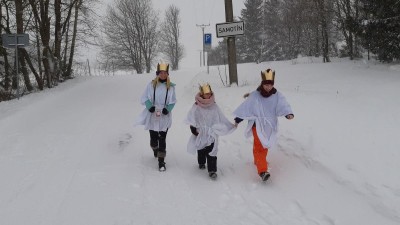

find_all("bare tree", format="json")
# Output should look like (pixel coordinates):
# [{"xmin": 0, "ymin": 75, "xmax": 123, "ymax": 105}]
[
  {"xmin": 313, "ymin": 0, "xmax": 332, "ymax": 62},
  {"xmin": 15, "ymin": 0, "xmax": 33, "ymax": 91},
  {"xmin": 132, "ymin": 0, "xmax": 158, "ymax": 73},
  {"xmin": 101, "ymin": 1, "xmax": 143, "ymax": 73},
  {"xmin": 1, "ymin": 0, "xmax": 99, "ymax": 101},
  {"xmin": 334, "ymin": 0, "xmax": 361, "ymax": 59},
  {"xmin": 28, "ymin": 0, "xmax": 55, "ymax": 88},
  {"xmin": 65, "ymin": 0, "xmax": 83, "ymax": 79},
  {"xmin": 0, "ymin": 0, "xmax": 13, "ymax": 93},
  {"xmin": 100, "ymin": 0, "xmax": 159, "ymax": 74},
  {"xmin": 160, "ymin": 5, "xmax": 184, "ymax": 70}
]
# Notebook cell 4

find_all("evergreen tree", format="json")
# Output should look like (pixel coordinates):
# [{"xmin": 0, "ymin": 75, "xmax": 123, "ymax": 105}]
[
  {"xmin": 358, "ymin": 0, "xmax": 400, "ymax": 62},
  {"xmin": 263, "ymin": 0, "xmax": 285, "ymax": 61},
  {"xmin": 208, "ymin": 41, "xmax": 228, "ymax": 66},
  {"xmin": 239, "ymin": 0, "xmax": 264, "ymax": 63}
]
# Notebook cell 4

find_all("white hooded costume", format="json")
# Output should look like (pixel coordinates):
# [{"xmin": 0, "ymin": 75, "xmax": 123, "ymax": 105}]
[
  {"xmin": 185, "ymin": 94, "xmax": 235, "ymax": 156},
  {"xmin": 233, "ymin": 90, "xmax": 293, "ymax": 149}
]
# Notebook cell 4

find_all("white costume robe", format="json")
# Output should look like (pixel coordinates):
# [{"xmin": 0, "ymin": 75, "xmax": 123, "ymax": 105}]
[
  {"xmin": 135, "ymin": 82, "xmax": 176, "ymax": 131},
  {"xmin": 233, "ymin": 90, "xmax": 293, "ymax": 149},
  {"xmin": 185, "ymin": 103, "xmax": 235, "ymax": 156}
]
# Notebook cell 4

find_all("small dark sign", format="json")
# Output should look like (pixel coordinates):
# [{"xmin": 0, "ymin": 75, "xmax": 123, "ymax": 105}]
[{"xmin": 1, "ymin": 33, "xmax": 29, "ymax": 48}]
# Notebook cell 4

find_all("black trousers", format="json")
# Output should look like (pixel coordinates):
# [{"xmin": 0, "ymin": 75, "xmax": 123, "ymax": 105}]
[
  {"xmin": 149, "ymin": 130, "xmax": 168, "ymax": 159},
  {"xmin": 197, "ymin": 142, "xmax": 217, "ymax": 173}
]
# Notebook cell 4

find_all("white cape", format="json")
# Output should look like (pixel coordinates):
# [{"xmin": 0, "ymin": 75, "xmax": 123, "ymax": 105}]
[
  {"xmin": 185, "ymin": 103, "xmax": 235, "ymax": 156},
  {"xmin": 135, "ymin": 82, "xmax": 176, "ymax": 131},
  {"xmin": 233, "ymin": 90, "xmax": 293, "ymax": 149}
]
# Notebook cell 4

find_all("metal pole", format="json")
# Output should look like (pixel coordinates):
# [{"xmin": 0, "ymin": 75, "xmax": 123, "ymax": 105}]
[
  {"xmin": 207, "ymin": 52, "xmax": 209, "ymax": 74},
  {"xmin": 14, "ymin": 36, "xmax": 19, "ymax": 99},
  {"xmin": 199, "ymin": 50, "xmax": 202, "ymax": 67},
  {"xmin": 196, "ymin": 24, "xmax": 210, "ymax": 67},
  {"xmin": 202, "ymin": 27, "xmax": 205, "ymax": 66}
]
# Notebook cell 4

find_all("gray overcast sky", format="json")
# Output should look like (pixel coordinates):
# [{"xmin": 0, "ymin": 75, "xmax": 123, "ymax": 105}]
[
  {"xmin": 164, "ymin": 0, "xmax": 245, "ymax": 68},
  {"xmin": 84, "ymin": 0, "xmax": 245, "ymax": 69}
]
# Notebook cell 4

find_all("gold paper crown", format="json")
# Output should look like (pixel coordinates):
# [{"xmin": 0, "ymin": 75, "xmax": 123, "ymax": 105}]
[
  {"xmin": 157, "ymin": 63, "xmax": 169, "ymax": 73},
  {"xmin": 261, "ymin": 69, "xmax": 275, "ymax": 81},
  {"xmin": 199, "ymin": 83, "xmax": 212, "ymax": 95}
]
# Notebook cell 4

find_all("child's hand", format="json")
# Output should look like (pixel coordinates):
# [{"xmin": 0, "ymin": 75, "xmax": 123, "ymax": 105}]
[
  {"xmin": 148, "ymin": 106, "xmax": 155, "ymax": 113},
  {"xmin": 285, "ymin": 114, "xmax": 294, "ymax": 120},
  {"xmin": 162, "ymin": 108, "xmax": 169, "ymax": 115},
  {"xmin": 190, "ymin": 126, "xmax": 199, "ymax": 136}
]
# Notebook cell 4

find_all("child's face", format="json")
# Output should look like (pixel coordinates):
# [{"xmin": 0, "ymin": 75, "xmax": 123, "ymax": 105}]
[
  {"xmin": 158, "ymin": 71, "xmax": 168, "ymax": 80},
  {"xmin": 203, "ymin": 93, "xmax": 212, "ymax": 99},
  {"xmin": 262, "ymin": 83, "xmax": 273, "ymax": 92}
]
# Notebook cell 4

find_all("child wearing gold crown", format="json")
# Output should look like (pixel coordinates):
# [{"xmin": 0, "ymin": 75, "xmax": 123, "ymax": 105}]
[
  {"xmin": 135, "ymin": 63, "xmax": 176, "ymax": 172},
  {"xmin": 185, "ymin": 83, "xmax": 235, "ymax": 180},
  {"xmin": 233, "ymin": 69, "xmax": 294, "ymax": 182}
]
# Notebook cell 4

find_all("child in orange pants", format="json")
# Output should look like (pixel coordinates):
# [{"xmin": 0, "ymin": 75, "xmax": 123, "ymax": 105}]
[
  {"xmin": 252, "ymin": 126, "xmax": 268, "ymax": 174},
  {"xmin": 234, "ymin": 68, "xmax": 294, "ymax": 181}
]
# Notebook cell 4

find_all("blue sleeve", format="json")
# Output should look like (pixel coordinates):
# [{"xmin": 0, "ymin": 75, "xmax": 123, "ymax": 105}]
[
  {"xmin": 166, "ymin": 103, "xmax": 175, "ymax": 112},
  {"xmin": 145, "ymin": 100, "xmax": 153, "ymax": 110}
]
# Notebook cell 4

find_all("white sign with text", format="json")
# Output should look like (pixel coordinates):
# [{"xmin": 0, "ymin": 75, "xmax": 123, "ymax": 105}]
[{"xmin": 216, "ymin": 21, "xmax": 244, "ymax": 38}]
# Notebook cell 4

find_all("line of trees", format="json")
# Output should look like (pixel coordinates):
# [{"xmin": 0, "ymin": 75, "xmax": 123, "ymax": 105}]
[
  {"xmin": 209, "ymin": 0, "xmax": 400, "ymax": 65},
  {"xmin": 1, "ymin": 0, "xmax": 99, "ymax": 101},
  {"xmin": 99, "ymin": 0, "xmax": 184, "ymax": 74},
  {"xmin": 1, "ymin": 0, "xmax": 185, "ymax": 101}
]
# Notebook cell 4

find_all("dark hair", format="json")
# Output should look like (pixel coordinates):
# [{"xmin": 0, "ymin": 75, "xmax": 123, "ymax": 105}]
[{"xmin": 261, "ymin": 80, "xmax": 274, "ymax": 85}]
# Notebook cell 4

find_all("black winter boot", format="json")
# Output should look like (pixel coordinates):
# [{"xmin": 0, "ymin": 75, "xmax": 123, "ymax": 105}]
[
  {"xmin": 259, "ymin": 172, "xmax": 270, "ymax": 181},
  {"xmin": 209, "ymin": 172, "xmax": 217, "ymax": 180},
  {"xmin": 158, "ymin": 158, "xmax": 166, "ymax": 172}
]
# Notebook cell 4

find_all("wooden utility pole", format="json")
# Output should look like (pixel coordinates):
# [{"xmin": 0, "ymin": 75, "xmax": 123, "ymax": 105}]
[{"xmin": 224, "ymin": 0, "xmax": 238, "ymax": 85}]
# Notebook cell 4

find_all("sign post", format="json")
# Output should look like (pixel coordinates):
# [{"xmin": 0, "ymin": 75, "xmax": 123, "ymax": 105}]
[
  {"xmin": 204, "ymin": 33, "xmax": 212, "ymax": 73},
  {"xmin": 215, "ymin": 20, "xmax": 244, "ymax": 85},
  {"xmin": 196, "ymin": 24, "xmax": 210, "ymax": 67},
  {"xmin": 1, "ymin": 33, "xmax": 29, "ymax": 99}
]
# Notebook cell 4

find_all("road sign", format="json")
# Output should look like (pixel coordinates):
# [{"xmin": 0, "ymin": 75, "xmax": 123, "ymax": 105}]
[
  {"xmin": 1, "ymin": 33, "xmax": 29, "ymax": 100},
  {"xmin": 216, "ymin": 21, "xmax": 244, "ymax": 38},
  {"xmin": 1, "ymin": 33, "xmax": 29, "ymax": 48},
  {"xmin": 204, "ymin": 33, "xmax": 211, "ymax": 51},
  {"xmin": 204, "ymin": 33, "xmax": 212, "ymax": 45}
]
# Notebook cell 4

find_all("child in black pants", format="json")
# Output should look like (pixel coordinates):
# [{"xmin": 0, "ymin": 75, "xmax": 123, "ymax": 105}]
[{"xmin": 185, "ymin": 84, "xmax": 235, "ymax": 179}]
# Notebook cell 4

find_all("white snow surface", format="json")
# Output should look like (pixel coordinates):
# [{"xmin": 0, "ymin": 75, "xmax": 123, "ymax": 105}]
[{"xmin": 1, "ymin": 58, "xmax": 400, "ymax": 225}]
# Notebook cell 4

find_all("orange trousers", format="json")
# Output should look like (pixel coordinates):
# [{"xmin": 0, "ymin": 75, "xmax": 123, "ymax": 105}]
[{"xmin": 252, "ymin": 126, "xmax": 268, "ymax": 174}]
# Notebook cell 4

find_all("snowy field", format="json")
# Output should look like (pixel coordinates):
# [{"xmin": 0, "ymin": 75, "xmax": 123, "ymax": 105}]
[{"xmin": 1, "ymin": 58, "xmax": 399, "ymax": 225}]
